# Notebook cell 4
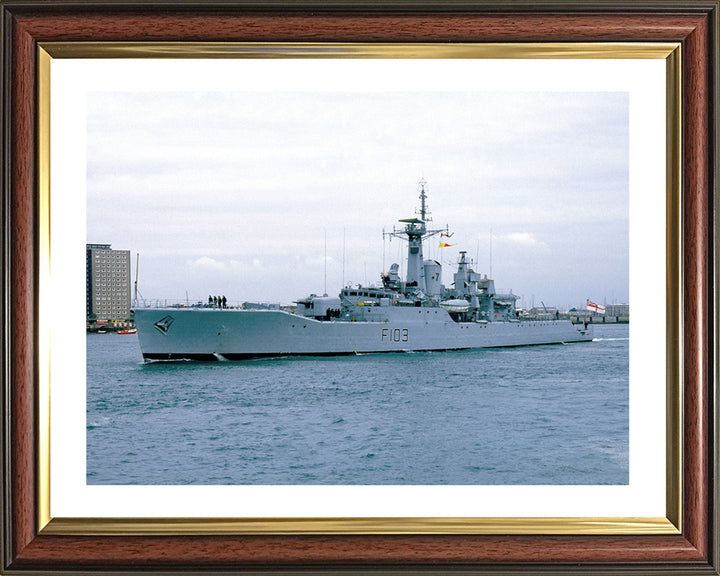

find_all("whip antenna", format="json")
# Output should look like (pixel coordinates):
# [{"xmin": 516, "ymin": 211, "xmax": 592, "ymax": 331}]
[
  {"xmin": 133, "ymin": 253, "xmax": 139, "ymax": 305},
  {"xmin": 324, "ymin": 228, "xmax": 327, "ymax": 296}
]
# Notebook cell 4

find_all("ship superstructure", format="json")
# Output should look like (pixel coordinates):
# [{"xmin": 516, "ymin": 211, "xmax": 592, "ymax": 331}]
[{"xmin": 132, "ymin": 181, "xmax": 592, "ymax": 360}]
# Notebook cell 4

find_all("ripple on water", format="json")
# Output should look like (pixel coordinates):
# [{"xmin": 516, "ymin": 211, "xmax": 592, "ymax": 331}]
[{"xmin": 87, "ymin": 325, "xmax": 629, "ymax": 485}]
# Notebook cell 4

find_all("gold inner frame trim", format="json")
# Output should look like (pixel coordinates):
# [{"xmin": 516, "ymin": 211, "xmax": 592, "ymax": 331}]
[
  {"xmin": 37, "ymin": 46, "xmax": 52, "ymax": 533},
  {"xmin": 43, "ymin": 516, "xmax": 677, "ymax": 536},
  {"xmin": 36, "ymin": 41, "xmax": 682, "ymax": 536},
  {"xmin": 664, "ymin": 45, "xmax": 682, "ymax": 532},
  {"xmin": 40, "ymin": 41, "xmax": 679, "ymax": 59}
]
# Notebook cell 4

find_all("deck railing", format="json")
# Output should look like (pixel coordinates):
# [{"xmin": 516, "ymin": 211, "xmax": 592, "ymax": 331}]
[{"xmin": 132, "ymin": 299, "xmax": 283, "ymax": 310}]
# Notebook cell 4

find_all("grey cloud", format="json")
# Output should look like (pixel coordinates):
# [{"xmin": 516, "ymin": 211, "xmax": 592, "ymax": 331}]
[{"xmin": 88, "ymin": 91, "xmax": 629, "ymax": 308}]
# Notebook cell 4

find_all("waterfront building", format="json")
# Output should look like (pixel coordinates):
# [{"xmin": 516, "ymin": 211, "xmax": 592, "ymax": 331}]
[
  {"xmin": 528, "ymin": 306, "xmax": 560, "ymax": 319},
  {"xmin": 569, "ymin": 303, "xmax": 629, "ymax": 324},
  {"xmin": 86, "ymin": 243, "xmax": 131, "ymax": 321},
  {"xmin": 605, "ymin": 303, "xmax": 630, "ymax": 318}
]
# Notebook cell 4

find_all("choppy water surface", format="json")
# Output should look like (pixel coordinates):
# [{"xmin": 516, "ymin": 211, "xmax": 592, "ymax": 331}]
[{"xmin": 87, "ymin": 324, "xmax": 628, "ymax": 485}]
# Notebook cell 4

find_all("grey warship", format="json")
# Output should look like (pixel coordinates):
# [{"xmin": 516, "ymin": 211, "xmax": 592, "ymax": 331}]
[{"xmin": 132, "ymin": 181, "xmax": 592, "ymax": 360}]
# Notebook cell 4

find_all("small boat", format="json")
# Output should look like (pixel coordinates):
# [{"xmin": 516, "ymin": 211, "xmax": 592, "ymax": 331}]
[{"xmin": 118, "ymin": 328, "xmax": 137, "ymax": 334}]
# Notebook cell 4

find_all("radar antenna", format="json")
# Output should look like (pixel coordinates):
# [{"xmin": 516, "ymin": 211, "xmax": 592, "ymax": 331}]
[{"xmin": 417, "ymin": 178, "xmax": 431, "ymax": 223}]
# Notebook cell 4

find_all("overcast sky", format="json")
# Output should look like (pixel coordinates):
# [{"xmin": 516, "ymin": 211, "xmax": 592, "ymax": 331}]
[{"xmin": 87, "ymin": 91, "xmax": 628, "ymax": 310}]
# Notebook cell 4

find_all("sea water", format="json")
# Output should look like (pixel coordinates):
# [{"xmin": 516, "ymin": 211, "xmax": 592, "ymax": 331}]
[{"xmin": 87, "ymin": 324, "xmax": 628, "ymax": 485}]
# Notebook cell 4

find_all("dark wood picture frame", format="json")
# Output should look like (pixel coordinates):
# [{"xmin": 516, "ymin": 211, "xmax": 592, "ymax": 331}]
[{"xmin": 1, "ymin": 1, "xmax": 717, "ymax": 574}]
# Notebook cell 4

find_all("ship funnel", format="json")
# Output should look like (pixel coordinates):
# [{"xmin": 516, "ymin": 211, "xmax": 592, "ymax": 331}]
[{"xmin": 424, "ymin": 259, "xmax": 442, "ymax": 296}]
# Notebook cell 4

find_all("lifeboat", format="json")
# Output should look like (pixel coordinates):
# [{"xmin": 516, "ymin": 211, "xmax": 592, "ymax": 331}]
[{"xmin": 439, "ymin": 299, "xmax": 471, "ymax": 313}]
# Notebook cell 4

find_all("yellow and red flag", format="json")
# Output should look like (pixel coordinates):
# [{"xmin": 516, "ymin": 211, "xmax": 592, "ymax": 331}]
[{"xmin": 439, "ymin": 242, "xmax": 456, "ymax": 248}]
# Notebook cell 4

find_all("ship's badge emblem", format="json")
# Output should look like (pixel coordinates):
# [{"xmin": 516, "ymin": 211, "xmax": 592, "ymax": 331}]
[{"xmin": 153, "ymin": 315, "xmax": 175, "ymax": 335}]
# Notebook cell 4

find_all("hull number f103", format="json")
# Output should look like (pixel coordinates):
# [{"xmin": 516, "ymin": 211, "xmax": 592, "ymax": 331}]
[{"xmin": 381, "ymin": 328, "xmax": 409, "ymax": 342}]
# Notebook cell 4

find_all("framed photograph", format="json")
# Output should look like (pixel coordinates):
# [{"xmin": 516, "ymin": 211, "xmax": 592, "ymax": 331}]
[{"xmin": 2, "ymin": 1, "xmax": 717, "ymax": 574}]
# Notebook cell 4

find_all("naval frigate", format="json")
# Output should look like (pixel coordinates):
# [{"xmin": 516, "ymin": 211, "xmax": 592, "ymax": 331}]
[{"xmin": 132, "ymin": 181, "xmax": 592, "ymax": 360}]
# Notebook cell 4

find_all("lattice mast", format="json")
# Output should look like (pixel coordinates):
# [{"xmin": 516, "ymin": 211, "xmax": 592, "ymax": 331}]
[{"xmin": 384, "ymin": 179, "xmax": 447, "ymax": 292}]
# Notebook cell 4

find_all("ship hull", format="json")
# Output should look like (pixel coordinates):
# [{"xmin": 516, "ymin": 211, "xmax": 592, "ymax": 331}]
[{"xmin": 133, "ymin": 307, "xmax": 592, "ymax": 361}]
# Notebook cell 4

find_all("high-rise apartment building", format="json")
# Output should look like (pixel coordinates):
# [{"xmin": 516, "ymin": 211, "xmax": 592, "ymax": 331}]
[{"xmin": 86, "ymin": 243, "xmax": 131, "ymax": 320}]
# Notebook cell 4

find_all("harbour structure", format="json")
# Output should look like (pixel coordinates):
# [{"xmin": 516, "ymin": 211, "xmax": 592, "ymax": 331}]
[
  {"xmin": 569, "ymin": 303, "xmax": 629, "ymax": 324},
  {"xmin": 605, "ymin": 303, "xmax": 630, "ymax": 318},
  {"xmin": 132, "ymin": 181, "xmax": 592, "ymax": 361},
  {"xmin": 86, "ymin": 243, "xmax": 132, "ymax": 321}
]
